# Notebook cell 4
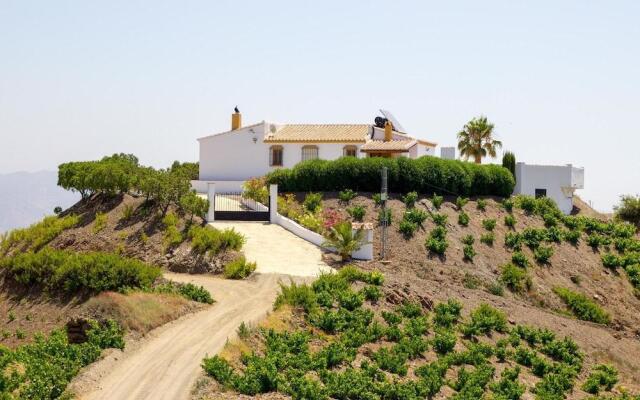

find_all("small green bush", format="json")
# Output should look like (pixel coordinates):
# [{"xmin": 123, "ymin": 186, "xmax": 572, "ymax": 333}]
[
  {"xmin": 0, "ymin": 215, "xmax": 79, "ymax": 255},
  {"xmin": 480, "ymin": 233, "xmax": 495, "ymax": 246},
  {"xmin": 188, "ymin": 226, "xmax": 245, "ymax": 255},
  {"xmin": 433, "ymin": 329, "xmax": 456, "ymax": 354},
  {"xmin": 564, "ymin": 229, "xmax": 581, "ymax": 245},
  {"xmin": 487, "ymin": 282, "xmax": 504, "ymax": 296},
  {"xmin": 461, "ymin": 303, "xmax": 507, "ymax": 337},
  {"xmin": 518, "ymin": 195, "xmax": 537, "ymax": 214},
  {"xmin": 433, "ymin": 299, "xmax": 462, "ymax": 328},
  {"xmin": 543, "ymin": 213, "xmax": 558, "ymax": 227},
  {"xmin": 404, "ymin": 208, "xmax": 428, "ymax": 226},
  {"xmin": 582, "ymin": 364, "xmax": 619, "ymax": 394},
  {"xmin": 361, "ymin": 285, "xmax": 382, "ymax": 302},
  {"xmin": 461, "ymin": 234, "xmax": 475, "ymax": 245},
  {"xmin": 346, "ymin": 205, "xmax": 365, "ymax": 222},
  {"xmin": 504, "ymin": 214, "xmax": 517, "ymax": 228},
  {"xmin": 505, "ymin": 232, "xmax": 522, "ymax": 250},
  {"xmin": 274, "ymin": 281, "xmax": 317, "ymax": 312},
  {"xmin": 378, "ymin": 209, "xmax": 392, "ymax": 226},
  {"xmin": 601, "ymin": 253, "xmax": 622, "ymax": 269},
  {"xmin": 614, "ymin": 194, "xmax": 640, "ymax": 227},
  {"xmin": 500, "ymin": 263, "xmax": 532, "ymax": 294},
  {"xmin": 546, "ymin": 226, "xmax": 562, "ymax": 243},
  {"xmin": 587, "ymin": 233, "xmax": 605, "ymax": 249},
  {"xmin": 482, "ymin": 218, "xmax": 496, "ymax": 231},
  {"xmin": 476, "ymin": 199, "xmax": 487, "ymax": 211},
  {"xmin": 153, "ymin": 281, "xmax": 214, "ymax": 304},
  {"xmin": 503, "ymin": 198, "xmax": 514, "ymax": 212},
  {"xmin": 224, "ymin": 257, "xmax": 257, "ymax": 279},
  {"xmin": 338, "ymin": 189, "xmax": 357, "ymax": 203},
  {"xmin": 426, "ymin": 235, "xmax": 448, "ymax": 255},
  {"xmin": 522, "ymin": 228, "xmax": 546, "ymax": 249},
  {"xmin": 456, "ymin": 196, "xmax": 469, "ymax": 210},
  {"xmin": 463, "ymin": 245, "xmax": 476, "ymax": 261},
  {"xmin": 553, "ymin": 287, "xmax": 610, "ymax": 324},
  {"xmin": 402, "ymin": 191, "xmax": 418, "ymax": 208},
  {"xmin": 432, "ymin": 213, "xmax": 447, "ymax": 226},
  {"xmin": 372, "ymin": 193, "xmax": 383, "ymax": 206},
  {"xmin": 398, "ymin": 220, "xmax": 418, "ymax": 238},
  {"xmin": 431, "ymin": 193, "xmax": 444, "ymax": 209},
  {"xmin": 458, "ymin": 212, "xmax": 470, "ymax": 226},
  {"xmin": 121, "ymin": 204, "xmax": 135, "ymax": 221},
  {"xmin": 303, "ymin": 192, "xmax": 323, "ymax": 213},
  {"xmin": 511, "ymin": 251, "xmax": 530, "ymax": 268},
  {"xmin": 534, "ymin": 245, "xmax": 554, "ymax": 264}
]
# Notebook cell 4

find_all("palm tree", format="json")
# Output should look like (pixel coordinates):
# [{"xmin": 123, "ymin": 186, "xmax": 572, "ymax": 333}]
[
  {"xmin": 457, "ymin": 116, "xmax": 502, "ymax": 164},
  {"xmin": 322, "ymin": 221, "xmax": 366, "ymax": 261}
]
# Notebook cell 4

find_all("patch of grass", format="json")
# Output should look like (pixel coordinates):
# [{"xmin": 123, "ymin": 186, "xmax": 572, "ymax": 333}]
[
  {"xmin": 486, "ymin": 282, "xmax": 505, "ymax": 296},
  {"xmin": 120, "ymin": 204, "xmax": 135, "ymax": 221},
  {"xmin": 553, "ymin": 287, "xmax": 610, "ymax": 325},
  {"xmin": 463, "ymin": 271, "xmax": 480, "ymax": 288},
  {"xmin": 93, "ymin": 212, "xmax": 108, "ymax": 233},
  {"xmin": 224, "ymin": 257, "xmax": 257, "ymax": 280}
]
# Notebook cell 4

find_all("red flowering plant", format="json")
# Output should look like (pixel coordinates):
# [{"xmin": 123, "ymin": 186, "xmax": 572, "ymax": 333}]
[{"xmin": 322, "ymin": 208, "xmax": 345, "ymax": 231}]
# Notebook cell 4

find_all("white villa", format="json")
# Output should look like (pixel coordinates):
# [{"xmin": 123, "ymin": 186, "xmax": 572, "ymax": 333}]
[
  {"xmin": 197, "ymin": 109, "xmax": 437, "ymax": 184},
  {"xmin": 514, "ymin": 162, "xmax": 585, "ymax": 215}
]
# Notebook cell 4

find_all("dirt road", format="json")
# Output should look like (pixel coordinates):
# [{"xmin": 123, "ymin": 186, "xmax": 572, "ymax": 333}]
[{"xmin": 72, "ymin": 273, "xmax": 292, "ymax": 400}]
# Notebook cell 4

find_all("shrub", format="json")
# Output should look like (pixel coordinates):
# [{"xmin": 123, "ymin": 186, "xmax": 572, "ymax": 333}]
[
  {"xmin": 455, "ymin": 196, "xmax": 469, "ymax": 210},
  {"xmin": 274, "ymin": 281, "xmax": 317, "ymax": 312},
  {"xmin": 505, "ymin": 232, "xmax": 522, "ymax": 250},
  {"xmin": 180, "ymin": 191, "xmax": 209, "ymax": 223},
  {"xmin": 553, "ymin": 287, "xmax": 610, "ymax": 324},
  {"xmin": 303, "ymin": 192, "xmax": 323, "ymax": 213},
  {"xmin": 543, "ymin": 213, "xmax": 558, "ymax": 227},
  {"xmin": 614, "ymin": 194, "xmax": 640, "ymax": 227},
  {"xmin": 265, "ymin": 157, "xmax": 515, "ymax": 197},
  {"xmin": 476, "ymin": 198, "xmax": 487, "ymax": 211},
  {"xmin": 361, "ymin": 285, "xmax": 382, "ymax": 302},
  {"xmin": 504, "ymin": 214, "xmax": 516, "ymax": 228},
  {"xmin": 461, "ymin": 303, "xmax": 507, "ymax": 337},
  {"xmin": 402, "ymin": 191, "xmax": 418, "ymax": 208},
  {"xmin": 587, "ymin": 233, "xmax": 605, "ymax": 249},
  {"xmin": 500, "ymin": 263, "xmax": 532, "ymax": 294},
  {"xmin": 534, "ymin": 245, "xmax": 554, "ymax": 264},
  {"xmin": 0, "ymin": 320, "xmax": 124, "ymax": 398},
  {"xmin": 564, "ymin": 229, "xmax": 581, "ymax": 245},
  {"xmin": 463, "ymin": 245, "xmax": 476, "ymax": 261},
  {"xmin": 373, "ymin": 347, "xmax": 408, "ymax": 376},
  {"xmin": 458, "ymin": 212, "xmax": 470, "ymax": 226},
  {"xmin": 432, "ymin": 213, "xmax": 447, "ymax": 226},
  {"xmin": 223, "ymin": 257, "xmax": 257, "ymax": 279},
  {"xmin": 482, "ymin": 218, "xmax": 496, "ymax": 231},
  {"xmin": 546, "ymin": 226, "xmax": 562, "ymax": 243},
  {"xmin": 1, "ymin": 248, "xmax": 161, "ymax": 294},
  {"xmin": 522, "ymin": 228, "xmax": 546, "ymax": 249},
  {"xmin": 487, "ymin": 282, "xmax": 504, "ymax": 296},
  {"xmin": 426, "ymin": 235, "xmax": 448, "ymax": 255},
  {"xmin": 431, "ymin": 193, "xmax": 444, "ymax": 210},
  {"xmin": 323, "ymin": 221, "xmax": 366, "ymax": 261},
  {"xmin": 601, "ymin": 252, "xmax": 622, "ymax": 269},
  {"xmin": 398, "ymin": 220, "xmax": 418, "ymax": 238},
  {"xmin": 404, "ymin": 208, "xmax": 428, "ymax": 226},
  {"xmin": 433, "ymin": 329, "xmax": 457, "ymax": 354},
  {"xmin": 518, "ymin": 195, "xmax": 537, "ymax": 214},
  {"xmin": 121, "ymin": 204, "xmax": 135, "ymax": 221},
  {"xmin": 491, "ymin": 366, "xmax": 525, "ymax": 399},
  {"xmin": 298, "ymin": 212, "xmax": 323, "ymax": 233},
  {"xmin": 502, "ymin": 198, "xmax": 514, "ymax": 212},
  {"xmin": 433, "ymin": 299, "xmax": 462, "ymax": 328},
  {"xmin": 511, "ymin": 251, "xmax": 530, "ymax": 268},
  {"xmin": 378, "ymin": 209, "xmax": 392, "ymax": 226},
  {"xmin": 372, "ymin": 193, "xmax": 383, "ymax": 206},
  {"xmin": 0, "ymin": 215, "xmax": 79, "ymax": 255},
  {"xmin": 461, "ymin": 234, "xmax": 475, "ymax": 245},
  {"xmin": 162, "ymin": 213, "xmax": 183, "ymax": 248},
  {"xmin": 338, "ymin": 189, "xmax": 357, "ymax": 203},
  {"xmin": 188, "ymin": 226, "xmax": 245, "ymax": 255},
  {"xmin": 463, "ymin": 272, "xmax": 481, "ymax": 288},
  {"xmin": 153, "ymin": 281, "xmax": 214, "ymax": 304},
  {"xmin": 346, "ymin": 205, "xmax": 365, "ymax": 222},
  {"xmin": 243, "ymin": 177, "xmax": 269, "ymax": 204},
  {"xmin": 480, "ymin": 233, "xmax": 495, "ymax": 246},
  {"xmin": 582, "ymin": 364, "xmax": 619, "ymax": 394},
  {"xmin": 502, "ymin": 151, "xmax": 516, "ymax": 179}
]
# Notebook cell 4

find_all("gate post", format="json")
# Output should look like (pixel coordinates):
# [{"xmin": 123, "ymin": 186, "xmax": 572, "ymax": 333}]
[
  {"xmin": 207, "ymin": 182, "xmax": 216, "ymax": 222},
  {"xmin": 269, "ymin": 184, "xmax": 278, "ymax": 223}
]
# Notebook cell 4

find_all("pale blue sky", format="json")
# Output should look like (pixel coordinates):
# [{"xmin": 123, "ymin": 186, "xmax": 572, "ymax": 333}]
[{"xmin": 1, "ymin": 1, "xmax": 638, "ymax": 211}]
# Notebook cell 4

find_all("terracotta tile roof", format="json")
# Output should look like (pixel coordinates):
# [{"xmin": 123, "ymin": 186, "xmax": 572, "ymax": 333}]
[
  {"xmin": 263, "ymin": 124, "xmax": 370, "ymax": 143},
  {"xmin": 360, "ymin": 140, "xmax": 417, "ymax": 152}
]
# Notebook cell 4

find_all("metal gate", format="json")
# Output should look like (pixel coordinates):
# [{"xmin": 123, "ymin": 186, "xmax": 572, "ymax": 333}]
[{"xmin": 214, "ymin": 192, "xmax": 270, "ymax": 221}]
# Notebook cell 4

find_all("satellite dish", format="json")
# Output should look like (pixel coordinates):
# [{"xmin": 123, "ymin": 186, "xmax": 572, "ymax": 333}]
[{"xmin": 379, "ymin": 109, "xmax": 406, "ymax": 133}]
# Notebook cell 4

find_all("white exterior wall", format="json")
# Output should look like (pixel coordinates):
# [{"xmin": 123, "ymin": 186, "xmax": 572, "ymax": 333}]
[
  {"xmin": 514, "ymin": 163, "xmax": 584, "ymax": 215},
  {"xmin": 441, "ymin": 147, "xmax": 456, "ymax": 160}
]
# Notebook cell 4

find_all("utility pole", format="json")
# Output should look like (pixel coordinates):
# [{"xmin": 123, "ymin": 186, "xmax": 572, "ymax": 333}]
[{"xmin": 380, "ymin": 167, "xmax": 388, "ymax": 260}]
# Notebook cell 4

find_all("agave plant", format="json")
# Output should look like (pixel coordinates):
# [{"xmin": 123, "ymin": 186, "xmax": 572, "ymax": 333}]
[{"xmin": 322, "ymin": 221, "xmax": 366, "ymax": 261}]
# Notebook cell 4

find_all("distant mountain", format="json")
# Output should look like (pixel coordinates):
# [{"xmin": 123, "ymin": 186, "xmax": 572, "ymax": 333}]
[{"xmin": 0, "ymin": 171, "xmax": 79, "ymax": 233}]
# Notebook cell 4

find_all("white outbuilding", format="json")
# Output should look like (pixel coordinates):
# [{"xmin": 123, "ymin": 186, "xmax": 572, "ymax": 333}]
[{"xmin": 513, "ymin": 162, "xmax": 584, "ymax": 215}]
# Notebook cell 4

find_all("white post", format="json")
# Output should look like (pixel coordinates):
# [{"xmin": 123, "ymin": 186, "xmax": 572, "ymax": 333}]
[
  {"xmin": 207, "ymin": 182, "xmax": 216, "ymax": 222},
  {"xmin": 269, "ymin": 184, "xmax": 278, "ymax": 223}
]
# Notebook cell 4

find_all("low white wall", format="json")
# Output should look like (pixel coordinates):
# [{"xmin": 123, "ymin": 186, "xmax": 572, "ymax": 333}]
[
  {"xmin": 269, "ymin": 185, "xmax": 373, "ymax": 260},
  {"xmin": 514, "ymin": 163, "xmax": 581, "ymax": 215},
  {"xmin": 191, "ymin": 180, "xmax": 244, "ymax": 193}
]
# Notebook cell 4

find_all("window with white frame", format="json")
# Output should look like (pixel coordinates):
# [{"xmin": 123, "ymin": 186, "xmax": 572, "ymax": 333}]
[
  {"xmin": 270, "ymin": 146, "xmax": 283, "ymax": 166},
  {"xmin": 301, "ymin": 145, "xmax": 319, "ymax": 161}
]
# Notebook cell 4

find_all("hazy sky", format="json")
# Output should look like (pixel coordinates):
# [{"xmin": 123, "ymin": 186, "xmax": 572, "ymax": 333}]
[{"xmin": 1, "ymin": 1, "xmax": 638, "ymax": 211}]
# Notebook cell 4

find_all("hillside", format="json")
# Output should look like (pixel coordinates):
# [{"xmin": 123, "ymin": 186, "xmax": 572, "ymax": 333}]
[{"xmin": 193, "ymin": 191, "xmax": 640, "ymax": 399}]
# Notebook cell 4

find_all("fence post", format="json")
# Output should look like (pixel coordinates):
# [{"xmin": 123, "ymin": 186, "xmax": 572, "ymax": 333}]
[
  {"xmin": 269, "ymin": 184, "xmax": 278, "ymax": 223},
  {"xmin": 207, "ymin": 182, "xmax": 216, "ymax": 222}
]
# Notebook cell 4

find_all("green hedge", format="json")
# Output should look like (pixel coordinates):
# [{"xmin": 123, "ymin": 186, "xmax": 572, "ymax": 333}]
[
  {"xmin": 1, "ymin": 248, "xmax": 161, "ymax": 295},
  {"xmin": 266, "ymin": 156, "xmax": 515, "ymax": 197}
]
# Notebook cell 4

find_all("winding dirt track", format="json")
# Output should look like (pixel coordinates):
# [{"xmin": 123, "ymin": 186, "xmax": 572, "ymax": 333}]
[{"xmin": 73, "ymin": 273, "xmax": 289, "ymax": 400}]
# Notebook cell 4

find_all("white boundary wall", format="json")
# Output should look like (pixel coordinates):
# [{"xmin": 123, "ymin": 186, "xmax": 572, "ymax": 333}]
[
  {"xmin": 191, "ymin": 180, "xmax": 244, "ymax": 193},
  {"xmin": 268, "ymin": 185, "xmax": 373, "ymax": 260}
]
